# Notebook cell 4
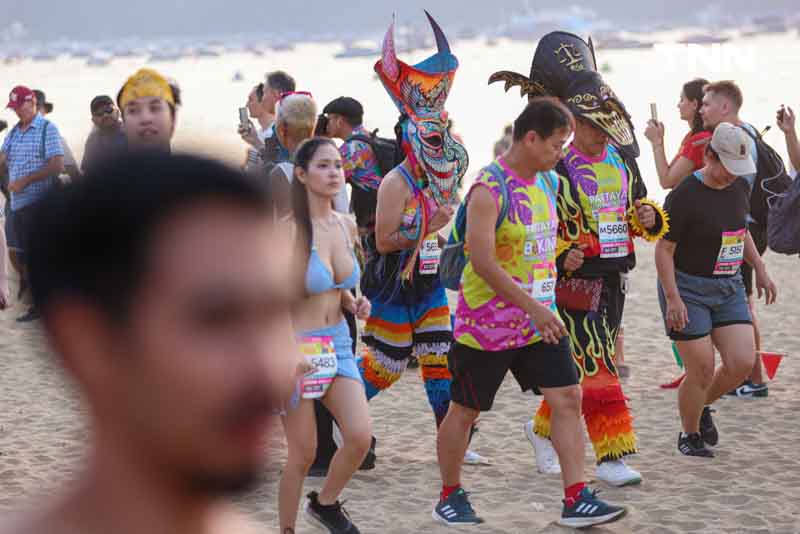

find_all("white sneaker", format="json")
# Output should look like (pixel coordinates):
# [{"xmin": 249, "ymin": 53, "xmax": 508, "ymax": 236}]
[
  {"xmin": 524, "ymin": 420, "xmax": 561, "ymax": 474},
  {"xmin": 596, "ymin": 459, "xmax": 642, "ymax": 487},
  {"xmin": 463, "ymin": 449, "xmax": 491, "ymax": 465}
]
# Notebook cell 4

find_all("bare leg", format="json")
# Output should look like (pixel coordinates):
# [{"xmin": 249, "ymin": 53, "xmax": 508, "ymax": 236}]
[
  {"xmin": 437, "ymin": 402, "xmax": 479, "ymax": 488},
  {"xmin": 706, "ymin": 324, "xmax": 756, "ymax": 404},
  {"xmin": 676, "ymin": 337, "xmax": 715, "ymax": 434},
  {"xmin": 278, "ymin": 399, "xmax": 317, "ymax": 532},
  {"xmin": 541, "ymin": 384, "xmax": 584, "ymax": 489},
  {"xmin": 318, "ymin": 378, "xmax": 372, "ymax": 505}
]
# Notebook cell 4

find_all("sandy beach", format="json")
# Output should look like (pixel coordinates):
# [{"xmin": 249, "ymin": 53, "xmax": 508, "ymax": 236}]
[{"xmin": 1, "ymin": 241, "xmax": 798, "ymax": 533}]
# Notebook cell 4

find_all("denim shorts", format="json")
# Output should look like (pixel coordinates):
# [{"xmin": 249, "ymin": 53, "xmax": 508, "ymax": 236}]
[
  {"xmin": 299, "ymin": 319, "xmax": 363, "ymax": 383},
  {"xmin": 287, "ymin": 320, "xmax": 364, "ymax": 410},
  {"xmin": 658, "ymin": 270, "xmax": 752, "ymax": 341}
]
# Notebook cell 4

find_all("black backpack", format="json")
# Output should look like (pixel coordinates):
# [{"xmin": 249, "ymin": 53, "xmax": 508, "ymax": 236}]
[
  {"xmin": 739, "ymin": 126, "xmax": 793, "ymax": 227},
  {"xmin": 345, "ymin": 130, "xmax": 404, "ymax": 231},
  {"xmin": 767, "ymin": 170, "xmax": 800, "ymax": 255},
  {"xmin": 347, "ymin": 130, "xmax": 404, "ymax": 178}
]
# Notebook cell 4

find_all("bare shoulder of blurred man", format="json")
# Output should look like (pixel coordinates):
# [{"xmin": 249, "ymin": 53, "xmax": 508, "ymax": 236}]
[{"xmin": 0, "ymin": 152, "xmax": 297, "ymax": 534}]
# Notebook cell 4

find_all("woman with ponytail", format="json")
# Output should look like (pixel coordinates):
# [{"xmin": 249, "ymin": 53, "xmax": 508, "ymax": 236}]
[
  {"xmin": 645, "ymin": 77, "xmax": 712, "ymax": 189},
  {"xmin": 278, "ymin": 137, "xmax": 371, "ymax": 534}
]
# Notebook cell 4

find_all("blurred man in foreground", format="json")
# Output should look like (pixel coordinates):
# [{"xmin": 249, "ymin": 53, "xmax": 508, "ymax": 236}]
[{"xmin": 0, "ymin": 152, "xmax": 297, "ymax": 534}]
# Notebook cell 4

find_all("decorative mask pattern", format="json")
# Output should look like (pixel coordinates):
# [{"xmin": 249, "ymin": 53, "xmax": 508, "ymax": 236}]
[
  {"xmin": 375, "ymin": 11, "xmax": 468, "ymax": 207},
  {"xmin": 488, "ymin": 31, "xmax": 639, "ymax": 159}
]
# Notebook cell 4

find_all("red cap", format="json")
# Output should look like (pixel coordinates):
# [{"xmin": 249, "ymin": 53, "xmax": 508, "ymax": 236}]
[{"xmin": 7, "ymin": 86, "xmax": 34, "ymax": 110}]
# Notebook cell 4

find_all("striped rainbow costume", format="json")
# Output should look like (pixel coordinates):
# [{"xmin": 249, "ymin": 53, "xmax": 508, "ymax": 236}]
[{"xmin": 358, "ymin": 12, "xmax": 468, "ymax": 426}]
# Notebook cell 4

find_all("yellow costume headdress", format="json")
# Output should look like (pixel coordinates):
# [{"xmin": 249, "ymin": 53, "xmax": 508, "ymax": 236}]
[{"xmin": 119, "ymin": 68, "xmax": 175, "ymax": 109}]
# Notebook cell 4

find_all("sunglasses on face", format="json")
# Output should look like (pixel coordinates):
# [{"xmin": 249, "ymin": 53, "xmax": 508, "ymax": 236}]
[{"xmin": 93, "ymin": 106, "xmax": 116, "ymax": 117}]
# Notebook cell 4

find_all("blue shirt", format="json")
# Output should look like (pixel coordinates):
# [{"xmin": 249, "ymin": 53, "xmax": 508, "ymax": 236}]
[{"xmin": 1, "ymin": 114, "xmax": 64, "ymax": 210}]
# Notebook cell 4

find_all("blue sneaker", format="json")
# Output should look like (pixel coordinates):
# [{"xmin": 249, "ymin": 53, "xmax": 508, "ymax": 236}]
[
  {"xmin": 432, "ymin": 488, "xmax": 484, "ymax": 526},
  {"xmin": 559, "ymin": 487, "xmax": 627, "ymax": 528}
]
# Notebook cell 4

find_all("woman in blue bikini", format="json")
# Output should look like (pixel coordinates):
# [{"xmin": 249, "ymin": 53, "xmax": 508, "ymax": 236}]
[{"xmin": 278, "ymin": 137, "xmax": 372, "ymax": 534}]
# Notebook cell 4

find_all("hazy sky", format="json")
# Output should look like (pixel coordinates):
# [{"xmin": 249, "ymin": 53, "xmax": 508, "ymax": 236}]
[{"xmin": 3, "ymin": 0, "xmax": 797, "ymax": 42}]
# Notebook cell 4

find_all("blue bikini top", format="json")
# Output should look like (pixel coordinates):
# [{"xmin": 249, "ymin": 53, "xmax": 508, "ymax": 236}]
[{"xmin": 305, "ymin": 216, "xmax": 361, "ymax": 295}]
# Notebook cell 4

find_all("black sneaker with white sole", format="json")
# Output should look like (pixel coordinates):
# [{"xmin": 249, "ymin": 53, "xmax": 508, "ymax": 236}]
[
  {"xmin": 678, "ymin": 432, "xmax": 714, "ymax": 457},
  {"xmin": 305, "ymin": 491, "xmax": 360, "ymax": 534},
  {"xmin": 559, "ymin": 487, "xmax": 627, "ymax": 528},
  {"xmin": 699, "ymin": 406, "xmax": 718, "ymax": 446}
]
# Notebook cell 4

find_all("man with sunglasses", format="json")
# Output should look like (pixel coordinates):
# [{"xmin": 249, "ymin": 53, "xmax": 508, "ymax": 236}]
[{"xmin": 81, "ymin": 95, "xmax": 127, "ymax": 175}]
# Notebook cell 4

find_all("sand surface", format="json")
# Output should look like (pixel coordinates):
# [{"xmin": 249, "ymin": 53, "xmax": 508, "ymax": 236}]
[{"xmin": 1, "ymin": 242, "xmax": 798, "ymax": 533}]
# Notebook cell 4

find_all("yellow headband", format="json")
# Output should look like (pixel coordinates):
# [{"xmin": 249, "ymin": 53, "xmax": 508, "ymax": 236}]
[{"xmin": 119, "ymin": 68, "xmax": 175, "ymax": 109}]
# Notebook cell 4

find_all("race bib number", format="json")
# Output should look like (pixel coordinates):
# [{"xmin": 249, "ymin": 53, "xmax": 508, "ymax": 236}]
[
  {"xmin": 532, "ymin": 263, "xmax": 557, "ymax": 308},
  {"xmin": 419, "ymin": 234, "xmax": 441, "ymax": 275},
  {"xmin": 598, "ymin": 207, "xmax": 629, "ymax": 259},
  {"xmin": 299, "ymin": 336, "xmax": 337, "ymax": 399},
  {"xmin": 714, "ymin": 229, "xmax": 745, "ymax": 276}
]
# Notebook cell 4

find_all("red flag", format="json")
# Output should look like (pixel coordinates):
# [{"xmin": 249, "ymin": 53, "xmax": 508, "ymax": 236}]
[{"xmin": 760, "ymin": 352, "xmax": 785, "ymax": 381}]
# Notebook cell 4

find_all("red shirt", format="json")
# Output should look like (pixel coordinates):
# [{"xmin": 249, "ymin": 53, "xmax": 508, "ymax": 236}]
[{"xmin": 674, "ymin": 130, "xmax": 712, "ymax": 170}]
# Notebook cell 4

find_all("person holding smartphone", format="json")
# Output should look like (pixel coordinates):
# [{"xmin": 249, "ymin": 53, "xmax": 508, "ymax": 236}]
[{"xmin": 644, "ymin": 78, "xmax": 711, "ymax": 190}]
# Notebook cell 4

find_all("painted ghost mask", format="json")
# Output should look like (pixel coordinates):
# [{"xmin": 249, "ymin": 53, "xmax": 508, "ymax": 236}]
[{"xmin": 375, "ymin": 11, "xmax": 468, "ymax": 206}]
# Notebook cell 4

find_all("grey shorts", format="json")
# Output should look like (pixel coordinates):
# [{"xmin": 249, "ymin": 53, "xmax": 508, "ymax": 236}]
[{"xmin": 657, "ymin": 270, "xmax": 752, "ymax": 341}]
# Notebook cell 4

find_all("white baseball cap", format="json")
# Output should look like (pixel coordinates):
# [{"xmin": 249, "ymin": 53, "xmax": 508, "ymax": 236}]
[{"xmin": 710, "ymin": 122, "xmax": 757, "ymax": 177}]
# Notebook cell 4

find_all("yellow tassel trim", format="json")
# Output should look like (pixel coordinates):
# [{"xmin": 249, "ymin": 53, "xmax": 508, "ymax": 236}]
[
  {"xmin": 589, "ymin": 430, "xmax": 638, "ymax": 463},
  {"xmin": 533, "ymin": 414, "xmax": 551, "ymax": 438},
  {"xmin": 556, "ymin": 236, "xmax": 573, "ymax": 259},
  {"xmin": 628, "ymin": 198, "xmax": 669, "ymax": 242}
]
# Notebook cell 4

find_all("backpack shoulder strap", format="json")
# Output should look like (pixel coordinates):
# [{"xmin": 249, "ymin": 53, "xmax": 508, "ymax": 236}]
[
  {"xmin": 737, "ymin": 123, "xmax": 760, "ymax": 142},
  {"xmin": 346, "ymin": 133, "xmax": 373, "ymax": 145},
  {"xmin": 40, "ymin": 119, "xmax": 50, "ymax": 160},
  {"xmin": 484, "ymin": 161, "xmax": 510, "ymax": 229}
]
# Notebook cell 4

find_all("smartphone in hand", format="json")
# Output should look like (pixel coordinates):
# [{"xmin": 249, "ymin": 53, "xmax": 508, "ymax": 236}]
[
  {"xmin": 650, "ymin": 103, "xmax": 658, "ymax": 122},
  {"xmin": 239, "ymin": 107, "xmax": 251, "ymax": 130}
]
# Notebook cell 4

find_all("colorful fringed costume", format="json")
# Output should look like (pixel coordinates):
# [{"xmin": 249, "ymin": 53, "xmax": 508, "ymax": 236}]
[
  {"xmin": 359, "ymin": 12, "xmax": 468, "ymax": 426},
  {"xmin": 490, "ymin": 31, "xmax": 668, "ymax": 463}
]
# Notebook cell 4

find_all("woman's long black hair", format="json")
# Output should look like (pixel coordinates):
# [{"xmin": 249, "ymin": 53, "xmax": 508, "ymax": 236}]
[
  {"xmin": 291, "ymin": 136, "xmax": 339, "ymax": 264},
  {"xmin": 683, "ymin": 78, "xmax": 709, "ymax": 135}
]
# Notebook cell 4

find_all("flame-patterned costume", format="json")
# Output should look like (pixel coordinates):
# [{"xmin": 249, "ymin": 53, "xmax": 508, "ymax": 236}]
[
  {"xmin": 490, "ymin": 31, "xmax": 667, "ymax": 463},
  {"xmin": 358, "ymin": 12, "xmax": 468, "ymax": 426}
]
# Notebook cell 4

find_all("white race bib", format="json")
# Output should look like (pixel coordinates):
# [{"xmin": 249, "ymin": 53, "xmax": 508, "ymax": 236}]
[
  {"xmin": 419, "ymin": 234, "xmax": 441, "ymax": 275},
  {"xmin": 714, "ymin": 229, "xmax": 745, "ymax": 276},
  {"xmin": 598, "ymin": 207, "xmax": 629, "ymax": 259},
  {"xmin": 533, "ymin": 263, "xmax": 556, "ymax": 308},
  {"xmin": 299, "ymin": 336, "xmax": 337, "ymax": 399}
]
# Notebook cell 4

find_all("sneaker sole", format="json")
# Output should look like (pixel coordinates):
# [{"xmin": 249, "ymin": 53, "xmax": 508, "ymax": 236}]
[
  {"xmin": 678, "ymin": 448, "xmax": 714, "ymax": 458},
  {"xmin": 524, "ymin": 422, "xmax": 561, "ymax": 475},
  {"xmin": 600, "ymin": 475, "xmax": 643, "ymax": 488},
  {"xmin": 304, "ymin": 504, "xmax": 330, "ymax": 532},
  {"xmin": 431, "ymin": 508, "xmax": 484, "ymax": 527},
  {"xmin": 558, "ymin": 508, "xmax": 627, "ymax": 529}
]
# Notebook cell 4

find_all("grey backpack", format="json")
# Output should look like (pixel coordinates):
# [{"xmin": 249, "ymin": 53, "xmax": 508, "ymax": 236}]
[{"xmin": 767, "ymin": 173, "xmax": 800, "ymax": 255}]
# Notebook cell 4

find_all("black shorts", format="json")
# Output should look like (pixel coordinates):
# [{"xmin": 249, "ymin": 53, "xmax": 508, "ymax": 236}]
[
  {"xmin": 11, "ymin": 202, "xmax": 38, "ymax": 256},
  {"xmin": 448, "ymin": 338, "xmax": 578, "ymax": 412}
]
